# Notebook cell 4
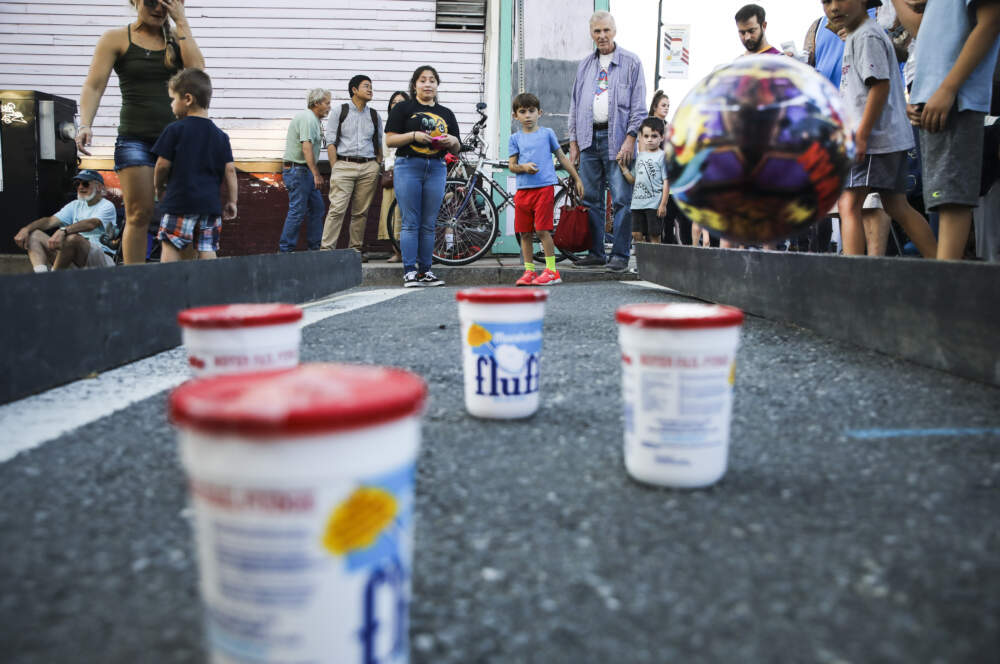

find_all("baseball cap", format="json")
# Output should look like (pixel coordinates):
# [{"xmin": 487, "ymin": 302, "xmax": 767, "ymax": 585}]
[{"xmin": 73, "ymin": 169, "xmax": 104, "ymax": 185}]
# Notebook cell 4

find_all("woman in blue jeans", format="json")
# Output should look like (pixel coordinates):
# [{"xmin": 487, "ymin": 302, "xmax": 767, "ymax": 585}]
[{"xmin": 385, "ymin": 65, "xmax": 461, "ymax": 287}]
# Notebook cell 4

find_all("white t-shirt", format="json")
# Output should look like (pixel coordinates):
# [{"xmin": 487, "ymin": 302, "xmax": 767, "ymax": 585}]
[
  {"xmin": 592, "ymin": 52, "xmax": 613, "ymax": 123},
  {"xmin": 53, "ymin": 198, "xmax": 117, "ymax": 255}
]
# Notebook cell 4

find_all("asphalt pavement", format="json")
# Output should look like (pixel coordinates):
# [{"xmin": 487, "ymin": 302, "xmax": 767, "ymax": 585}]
[{"xmin": 2, "ymin": 280, "xmax": 998, "ymax": 664}]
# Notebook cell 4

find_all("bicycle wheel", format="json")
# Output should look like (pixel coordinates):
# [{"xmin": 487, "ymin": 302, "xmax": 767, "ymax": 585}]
[
  {"xmin": 531, "ymin": 186, "xmax": 584, "ymax": 263},
  {"xmin": 386, "ymin": 198, "xmax": 401, "ymax": 253},
  {"xmin": 433, "ymin": 179, "xmax": 498, "ymax": 266}
]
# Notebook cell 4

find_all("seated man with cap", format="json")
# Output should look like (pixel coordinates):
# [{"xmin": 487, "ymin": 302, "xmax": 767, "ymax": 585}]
[{"xmin": 12, "ymin": 169, "xmax": 118, "ymax": 272}]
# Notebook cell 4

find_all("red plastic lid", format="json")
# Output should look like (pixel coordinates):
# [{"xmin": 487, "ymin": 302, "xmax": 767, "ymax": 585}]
[
  {"xmin": 169, "ymin": 363, "xmax": 427, "ymax": 437},
  {"xmin": 615, "ymin": 303, "xmax": 744, "ymax": 329},
  {"xmin": 455, "ymin": 287, "xmax": 548, "ymax": 304},
  {"xmin": 178, "ymin": 303, "xmax": 303, "ymax": 329}
]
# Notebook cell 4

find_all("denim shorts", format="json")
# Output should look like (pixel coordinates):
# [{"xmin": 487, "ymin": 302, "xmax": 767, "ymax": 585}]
[{"xmin": 114, "ymin": 135, "xmax": 158, "ymax": 171}]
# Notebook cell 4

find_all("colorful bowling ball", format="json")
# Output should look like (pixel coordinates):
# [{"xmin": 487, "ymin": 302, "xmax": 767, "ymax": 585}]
[{"xmin": 666, "ymin": 56, "xmax": 853, "ymax": 243}]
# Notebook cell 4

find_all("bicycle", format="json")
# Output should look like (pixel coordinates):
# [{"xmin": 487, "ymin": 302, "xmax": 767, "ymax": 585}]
[{"xmin": 387, "ymin": 103, "xmax": 584, "ymax": 266}]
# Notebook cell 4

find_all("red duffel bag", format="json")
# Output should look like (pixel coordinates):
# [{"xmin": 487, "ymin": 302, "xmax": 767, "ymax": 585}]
[{"xmin": 553, "ymin": 191, "xmax": 592, "ymax": 253}]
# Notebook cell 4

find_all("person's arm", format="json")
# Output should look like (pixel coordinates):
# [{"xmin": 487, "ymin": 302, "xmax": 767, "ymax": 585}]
[
  {"xmin": 508, "ymin": 154, "xmax": 539, "ymax": 175},
  {"xmin": 13, "ymin": 216, "xmax": 59, "ymax": 249},
  {"xmin": 568, "ymin": 61, "xmax": 582, "ymax": 165},
  {"xmin": 657, "ymin": 175, "xmax": 670, "ymax": 218},
  {"xmin": 325, "ymin": 110, "xmax": 339, "ymax": 164},
  {"xmin": 376, "ymin": 115, "xmax": 384, "ymax": 163},
  {"xmin": 77, "ymin": 29, "xmax": 120, "ymax": 156},
  {"xmin": 921, "ymin": 1, "xmax": 1000, "ymax": 133},
  {"xmin": 223, "ymin": 162, "xmax": 238, "ymax": 220},
  {"xmin": 164, "ymin": 0, "xmax": 205, "ymax": 70},
  {"xmin": 441, "ymin": 113, "xmax": 462, "ymax": 155},
  {"xmin": 554, "ymin": 149, "xmax": 585, "ymax": 198},
  {"xmin": 617, "ymin": 57, "xmax": 647, "ymax": 166},
  {"xmin": 62, "ymin": 218, "xmax": 102, "ymax": 235},
  {"xmin": 891, "ymin": 0, "xmax": 925, "ymax": 37},
  {"xmin": 444, "ymin": 134, "xmax": 462, "ymax": 155},
  {"xmin": 857, "ymin": 79, "xmax": 891, "ymax": 161},
  {"xmin": 618, "ymin": 160, "xmax": 635, "ymax": 184},
  {"xmin": 154, "ymin": 156, "xmax": 172, "ymax": 200},
  {"xmin": 385, "ymin": 131, "xmax": 432, "ymax": 148},
  {"xmin": 302, "ymin": 141, "xmax": 322, "ymax": 190},
  {"xmin": 48, "ymin": 217, "xmax": 101, "ymax": 252}
]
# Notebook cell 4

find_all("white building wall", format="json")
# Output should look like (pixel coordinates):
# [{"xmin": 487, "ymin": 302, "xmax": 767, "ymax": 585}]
[{"xmin": 0, "ymin": 0, "xmax": 487, "ymax": 163}]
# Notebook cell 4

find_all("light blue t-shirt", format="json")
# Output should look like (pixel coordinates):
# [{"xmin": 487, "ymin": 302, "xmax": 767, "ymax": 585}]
[
  {"xmin": 630, "ymin": 150, "xmax": 667, "ymax": 210},
  {"xmin": 910, "ymin": 0, "xmax": 1000, "ymax": 113},
  {"xmin": 53, "ymin": 198, "xmax": 117, "ymax": 255},
  {"xmin": 508, "ymin": 127, "xmax": 560, "ymax": 189},
  {"xmin": 813, "ymin": 10, "xmax": 878, "ymax": 89}
]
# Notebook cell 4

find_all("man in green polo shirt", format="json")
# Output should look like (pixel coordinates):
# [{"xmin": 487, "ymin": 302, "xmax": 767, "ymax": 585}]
[{"xmin": 278, "ymin": 88, "xmax": 331, "ymax": 252}]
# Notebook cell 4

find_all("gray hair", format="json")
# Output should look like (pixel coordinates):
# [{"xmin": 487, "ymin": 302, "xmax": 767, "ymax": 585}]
[
  {"xmin": 589, "ymin": 11, "xmax": 616, "ymax": 29},
  {"xmin": 306, "ymin": 88, "xmax": 331, "ymax": 108}
]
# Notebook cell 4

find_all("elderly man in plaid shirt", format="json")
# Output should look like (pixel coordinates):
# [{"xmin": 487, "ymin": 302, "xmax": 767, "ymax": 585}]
[{"xmin": 568, "ymin": 10, "xmax": 647, "ymax": 272}]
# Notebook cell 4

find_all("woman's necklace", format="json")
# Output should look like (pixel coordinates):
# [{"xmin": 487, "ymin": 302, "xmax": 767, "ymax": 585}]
[{"xmin": 135, "ymin": 22, "xmax": 155, "ymax": 57}]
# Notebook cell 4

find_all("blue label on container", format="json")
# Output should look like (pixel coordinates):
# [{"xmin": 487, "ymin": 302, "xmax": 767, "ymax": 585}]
[{"xmin": 466, "ymin": 320, "xmax": 542, "ymax": 399}]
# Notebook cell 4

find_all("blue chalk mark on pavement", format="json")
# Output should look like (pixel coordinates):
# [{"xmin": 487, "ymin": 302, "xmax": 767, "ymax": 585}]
[{"xmin": 846, "ymin": 427, "xmax": 1000, "ymax": 440}]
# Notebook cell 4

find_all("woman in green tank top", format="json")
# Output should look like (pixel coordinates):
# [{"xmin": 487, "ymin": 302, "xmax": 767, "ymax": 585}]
[{"xmin": 77, "ymin": 0, "xmax": 204, "ymax": 265}]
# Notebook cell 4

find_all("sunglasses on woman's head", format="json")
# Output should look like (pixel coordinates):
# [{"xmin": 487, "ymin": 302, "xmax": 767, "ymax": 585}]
[{"xmin": 142, "ymin": 0, "xmax": 160, "ymax": 9}]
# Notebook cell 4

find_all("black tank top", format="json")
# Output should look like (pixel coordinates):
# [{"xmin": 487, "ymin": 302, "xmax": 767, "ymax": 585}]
[{"xmin": 112, "ymin": 24, "xmax": 179, "ymax": 141}]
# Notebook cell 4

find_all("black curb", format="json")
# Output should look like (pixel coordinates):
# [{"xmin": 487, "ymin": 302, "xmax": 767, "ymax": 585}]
[
  {"xmin": 637, "ymin": 243, "xmax": 1000, "ymax": 387},
  {"xmin": 0, "ymin": 250, "xmax": 361, "ymax": 403}
]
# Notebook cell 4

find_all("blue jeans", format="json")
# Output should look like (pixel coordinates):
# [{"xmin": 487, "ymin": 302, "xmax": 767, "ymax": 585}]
[
  {"xmin": 579, "ymin": 129, "xmax": 633, "ymax": 260},
  {"xmin": 279, "ymin": 165, "xmax": 324, "ymax": 252},
  {"xmin": 394, "ymin": 156, "xmax": 446, "ymax": 273}
]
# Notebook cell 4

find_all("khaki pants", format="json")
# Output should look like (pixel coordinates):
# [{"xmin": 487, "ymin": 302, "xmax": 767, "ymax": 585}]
[
  {"xmin": 379, "ymin": 185, "xmax": 401, "ymax": 241},
  {"xmin": 321, "ymin": 159, "xmax": 380, "ymax": 250}
]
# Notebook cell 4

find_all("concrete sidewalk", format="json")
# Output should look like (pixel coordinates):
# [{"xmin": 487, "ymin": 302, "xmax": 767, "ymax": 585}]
[
  {"xmin": 360, "ymin": 253, "xmax": 638, "ymax": 286},
  {"xmin": 0, "ymin": 252, "xmax": 640, "ymax": 286}
]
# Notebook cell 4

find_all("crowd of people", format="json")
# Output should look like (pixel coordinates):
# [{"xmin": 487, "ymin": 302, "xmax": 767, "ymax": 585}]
[{"xmin": 11, "ymin": 1, "xmax": 1000, "ymax": 280}]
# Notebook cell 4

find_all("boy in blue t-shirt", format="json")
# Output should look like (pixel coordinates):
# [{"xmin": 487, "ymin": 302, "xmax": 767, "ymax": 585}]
[
  {"xmin": 904, "ymin": 0, "xmax": 1000, "ymax": 259},
  {"xmin": 508, "ymin": 93, "xmax": 585, "ymax": 286},
  {"xmin": 620, "ymin": 117, "xmax": 669, "ymax": 244},
  {"xmin": 827, "ymin": 0, "xmax": 937, "ymax": 257},
  {"xmin": 153, "ymin": 68, "xmax": 237, "ymax": 262}
]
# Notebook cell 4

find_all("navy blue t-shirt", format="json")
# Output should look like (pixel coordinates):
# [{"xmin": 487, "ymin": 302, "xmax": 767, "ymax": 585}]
[{"xmin": 152, "ymin": 116, "xmax": 234, "ymax": 216}]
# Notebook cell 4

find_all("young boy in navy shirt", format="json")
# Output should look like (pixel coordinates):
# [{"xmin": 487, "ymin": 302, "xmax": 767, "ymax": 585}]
[
  {"xmin": 508, "ymin": 93, "xmax": 585, "ymax": 286},
  {"xmin": 153, "ymin": 68, "xmax": 237, "ymax": 262}
]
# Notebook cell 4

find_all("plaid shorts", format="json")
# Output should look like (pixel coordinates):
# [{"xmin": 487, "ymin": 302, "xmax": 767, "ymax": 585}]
[{"xmin": 158, "ymin": 213, "xmax": 221, "ymax": 253}]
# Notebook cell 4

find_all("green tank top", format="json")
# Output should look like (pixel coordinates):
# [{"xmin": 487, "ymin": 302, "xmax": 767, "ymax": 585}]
[{"xmin": 113, "ymin": 25, "xmax": 180, "ymax": 141}]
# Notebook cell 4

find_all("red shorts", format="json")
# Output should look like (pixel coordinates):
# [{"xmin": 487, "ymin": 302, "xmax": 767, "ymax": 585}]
[{"xmin": 513, "ymin": 185, "xmax": 554, "ymax": 233}]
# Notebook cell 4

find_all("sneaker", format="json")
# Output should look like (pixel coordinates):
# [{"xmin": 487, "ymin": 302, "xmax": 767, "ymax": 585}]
[
  {"xmin": 533, "ymin": 268, "xmax": 562, "ymax": 285},
  {"xmin": 573, "ymin": 255, "xmax": 606, "ymax": 267},
  {"xmin": 418, "ymin": 270, "xmax": 445, "ymax": 287},
  {"xmin": 606, "ymin": 256, "xmax": 627, "ymax": 272},
  {"xmin": 403, "ymin": 271, "xmax": 421, "ymax": 288},
  {"xmin": 515, "ymin": 270, "xmax": 537, "ymax": 286}
]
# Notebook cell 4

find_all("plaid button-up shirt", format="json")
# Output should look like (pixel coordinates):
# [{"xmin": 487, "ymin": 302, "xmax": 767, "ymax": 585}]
[{"xmin": 568, "ymin": 44, "xmax": 647, "ymax": 161}]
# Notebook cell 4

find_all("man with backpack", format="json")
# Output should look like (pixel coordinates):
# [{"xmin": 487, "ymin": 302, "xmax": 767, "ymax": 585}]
[{"xmin": 321, "ymin": 74, "xmax": 384, "ymax": 259}]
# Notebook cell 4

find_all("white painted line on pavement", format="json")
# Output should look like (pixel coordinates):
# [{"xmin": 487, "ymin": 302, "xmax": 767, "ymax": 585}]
[
  {"xmin": 0, "ymin": 288, "xmax": 412, "ymax": 463},
  {"xmin": 623, "ymin": 280, "xmax": 679, "ymax": 293}
]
